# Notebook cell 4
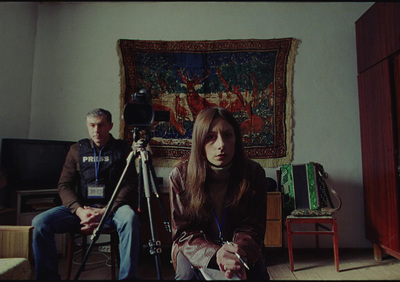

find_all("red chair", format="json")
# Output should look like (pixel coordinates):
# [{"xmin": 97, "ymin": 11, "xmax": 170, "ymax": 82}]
[
  {"xmin": 277, "ymin": 165, "xmax": 341, "ymax": 272},
  {"xmin": 285, "ymin": 215, "xmax": 339, "ymax": 272}
]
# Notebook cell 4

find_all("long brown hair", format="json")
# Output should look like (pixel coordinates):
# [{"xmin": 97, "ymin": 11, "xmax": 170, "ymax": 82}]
[{"xmin": 185, "ymin": 107, "xmax": 250, "ymax": 220}]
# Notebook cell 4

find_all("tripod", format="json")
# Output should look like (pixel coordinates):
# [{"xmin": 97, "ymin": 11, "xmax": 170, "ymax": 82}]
[
  {"xmin": 73, "ymin": 128, "xmax": 171, "ymax": 280},
  {"xmin": 134, "ymin": 129, "xmax": 172, "ymax": 280}
]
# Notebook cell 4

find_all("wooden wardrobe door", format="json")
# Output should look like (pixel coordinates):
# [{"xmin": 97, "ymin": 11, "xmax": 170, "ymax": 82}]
[
  {"xmin": 358, "ymin": 58, "xmax": 400, "ymax": 253},
  {"xmin": 395, "ymin": 55, "xmax": 400, "ymax": 157}
]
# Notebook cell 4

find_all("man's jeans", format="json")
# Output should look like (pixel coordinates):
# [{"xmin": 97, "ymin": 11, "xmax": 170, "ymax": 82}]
[{"xmin": 32, "ymin": 204, "xmax": 140, "ymax": 280}]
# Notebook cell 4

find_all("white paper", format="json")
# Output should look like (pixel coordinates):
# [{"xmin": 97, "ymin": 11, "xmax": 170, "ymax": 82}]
[{"xmin": 199, "ymin": 267, "xmax": 241, "ymax": 280}]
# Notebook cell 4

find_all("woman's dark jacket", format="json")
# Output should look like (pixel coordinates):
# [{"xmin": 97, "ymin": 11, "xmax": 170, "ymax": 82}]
[{"xmin": 169, "ymin": 158, "xmax": 270, "ymax": 270}]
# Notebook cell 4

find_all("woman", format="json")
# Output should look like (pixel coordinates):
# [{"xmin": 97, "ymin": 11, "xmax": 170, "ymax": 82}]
[{"xmin": 169, "ymin": 107, "xmax": 271, "ymax": 280}]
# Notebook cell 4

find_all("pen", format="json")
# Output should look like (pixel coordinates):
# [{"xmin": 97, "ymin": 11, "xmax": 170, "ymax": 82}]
[{"xmin": 225, "ymin": 241, "xmax": 250, "ymax": 270}]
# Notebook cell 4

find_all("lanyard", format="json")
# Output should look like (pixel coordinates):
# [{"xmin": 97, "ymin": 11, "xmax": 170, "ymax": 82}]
[
  {"xmin": 213, "ymin": 204, "xmax": 228, "ymax": 243},
  {"xmin": 92, "ymin": 142, "xmax": 104, "ymax": 184}
]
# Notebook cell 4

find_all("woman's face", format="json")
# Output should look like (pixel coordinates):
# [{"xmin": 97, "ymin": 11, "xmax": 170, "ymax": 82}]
[{"xmin": 204, "ymin": 117, "xmax": 236, "ymax": 167}]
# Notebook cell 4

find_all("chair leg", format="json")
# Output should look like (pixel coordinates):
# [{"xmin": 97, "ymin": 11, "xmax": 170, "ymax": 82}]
[
  {"xmin": 65, "ymin": 230, "xmax": 119, "ymax": 280},
  {"xmin": 315, "ymin": 223, "xmax": 320, "ymax": 249},
  {"xmin": 115, "ymin": 236, "xmax": 120, "ymax": 270},
  {"xmin": 66, "ymin": 233, "xmax": 73, "ymax": 280},
  {"xmin": 286, "ymin": 219, "xmax": 294, "ymax": 272},
  {"xmin": 81, "ymin": 234, "xmax": 87, "ymax": 272},
  {"xmin": 332, "ymin": 219, "xmax": 339, "ymax": 272},
  {"xmin": 110, "ymin": 233, "xmax": 116, "ymax": 280}
]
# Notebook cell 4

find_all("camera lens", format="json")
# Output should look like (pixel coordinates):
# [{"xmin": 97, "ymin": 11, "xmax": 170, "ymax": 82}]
[{"xmin": 123, "ymin": 103, "xmax": 155, "ymax": 127}]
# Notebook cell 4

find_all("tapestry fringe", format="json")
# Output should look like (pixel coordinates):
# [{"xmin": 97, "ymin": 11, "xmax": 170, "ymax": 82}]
[
  {"xmin": 246, "ymin": 38, "xmax": 300, "ymax": 168},
  {"xmin": 117, "ymin": 40, "xmax": 127, "ymax": 140},
  {"xmin": 152, "ymin": 158, "xmax": 182, "ymax": 168}
]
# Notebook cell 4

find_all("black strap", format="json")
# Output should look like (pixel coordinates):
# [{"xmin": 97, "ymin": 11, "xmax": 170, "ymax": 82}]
[{"xmin": 313, "ymin": 162, "xmax": 342, "ymax": 213}]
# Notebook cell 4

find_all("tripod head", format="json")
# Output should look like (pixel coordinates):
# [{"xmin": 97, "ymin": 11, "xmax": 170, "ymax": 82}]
[
  {"xmin": 131, "ymin": 127, "xmax": 153, "ymax": 156},
  {"xmin": 132, "ymin": 126, "xmax": 152, "ymax": 143}
]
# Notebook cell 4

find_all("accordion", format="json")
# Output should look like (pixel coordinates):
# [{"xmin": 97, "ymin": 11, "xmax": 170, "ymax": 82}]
[{"xmin": 280, "ymin": 162, "xmax": 341, "ymax": 216}]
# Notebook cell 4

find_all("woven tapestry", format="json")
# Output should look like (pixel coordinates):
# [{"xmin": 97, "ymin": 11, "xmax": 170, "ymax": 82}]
[{"xmin": 118, "ymin": 39, "xmax": 299, "ymax": 167}]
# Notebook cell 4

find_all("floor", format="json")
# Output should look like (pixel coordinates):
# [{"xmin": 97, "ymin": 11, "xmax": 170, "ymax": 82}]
[
  {"xmin": 57, "ymin": 245, "xmax": 175, "ymax": 280},
  {"xmin": 265, "ymin": 248, "xmax": 400, "ymax": 280},
  {"xmin": 53, "ymin": 246, "xmax": 400, "ymax": 280}
]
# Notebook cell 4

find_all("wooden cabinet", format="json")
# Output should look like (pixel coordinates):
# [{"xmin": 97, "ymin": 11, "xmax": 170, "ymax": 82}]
[
  {"xmin": 16, "ymin": 190, "xmax": 66, "ymax": 256},
  {"xmin": 356, "ymin": 2, "xmax": 400, "ymax": 73},
  {"xmin": 264, "ymin": 192, "xmax": 282, "ymax": 247},
  {"xmin": 0, "ymin": 208, "xmax": 16, "ymax": 225},
  {"xmin": 356, "ymin": 2, "xmax": 400, "ymax": 261}
]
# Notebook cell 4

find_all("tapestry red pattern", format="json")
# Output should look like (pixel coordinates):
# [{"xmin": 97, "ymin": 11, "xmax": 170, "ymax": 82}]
[{"xmin": 118, "ymin": 39, "xmax": 298, "ymax": 167}]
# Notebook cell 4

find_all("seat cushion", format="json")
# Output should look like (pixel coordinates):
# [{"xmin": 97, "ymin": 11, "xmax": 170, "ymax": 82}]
[
  {"xmin": 291, "ymin": 209, "xmax": 333, "ymax": 217},
  {"xmin": 0, "ymin": 258, "xmax": 32, "ymax": 280}
]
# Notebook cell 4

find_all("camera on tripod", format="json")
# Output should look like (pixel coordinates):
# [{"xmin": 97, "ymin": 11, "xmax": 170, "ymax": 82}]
[
  {"xmin": 123, "ymin": 88, "xmax": 170, "ymax": 128},
  {"xmin": 74, "ymin": 92, "xmax": 171, "ymax": 280}
]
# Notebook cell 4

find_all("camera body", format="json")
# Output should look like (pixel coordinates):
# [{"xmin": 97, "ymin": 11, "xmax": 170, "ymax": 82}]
[{"xmin": 123, "ymin": 89, "xmax": 169, "ymax": 128}]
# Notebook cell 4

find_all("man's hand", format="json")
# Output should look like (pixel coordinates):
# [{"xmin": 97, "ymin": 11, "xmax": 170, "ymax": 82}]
[
  {"xmin": 75, "ymin": 206, "xmax": 106, "ymax": 231},
  {"xmin": 216, "ymin": 242, "xmax": 247, "ymax": 280}
]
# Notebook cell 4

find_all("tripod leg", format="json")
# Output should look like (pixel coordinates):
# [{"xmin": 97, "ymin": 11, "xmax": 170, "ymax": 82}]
[
  {"xmin": 149, "ymin": 163, "xmax": 172, "ymax": 236},
  {"xmin": 74, "ymin": 150, "xmax": 135, "ymax": 280},
  {"xmin": 140, "ymin": 150, "xmax": 163, "ymax": 280},
  {"xmin": 137, "ymin": 159, "xmax": 143, "ymax": 212},
  {"xmin": 74, "ymin": 239, "xmax": 97, "ymax": 280},
  {"xmin": 145, "ymin": 196, "xmax": 163, "ymax": 280}
]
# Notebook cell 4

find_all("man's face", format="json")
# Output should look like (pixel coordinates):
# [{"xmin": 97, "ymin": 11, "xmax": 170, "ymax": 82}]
[{"xmin": 86, "ymin": 115, "xmax": 113, "ymax": 147}]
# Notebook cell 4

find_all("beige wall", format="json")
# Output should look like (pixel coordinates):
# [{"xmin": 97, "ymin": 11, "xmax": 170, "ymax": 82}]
[
  {"xmin": 0, "ymin": 2, "xmax": 374, "ymax": 248},
  {"xmin": 0, "ymin": 2, "xmax": 36, "ymax": 139}
]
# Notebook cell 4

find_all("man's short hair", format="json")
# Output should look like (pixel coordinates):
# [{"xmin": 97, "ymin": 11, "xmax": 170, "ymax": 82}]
[{"xmin": 87, "ymin": 108, "xmax": 112, "ymax": 123}]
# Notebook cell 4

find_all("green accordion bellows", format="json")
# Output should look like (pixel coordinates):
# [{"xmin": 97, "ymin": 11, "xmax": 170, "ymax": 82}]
[{"xmin": 280, "ymin": 162, "xmax": 342, "ymax": 217}]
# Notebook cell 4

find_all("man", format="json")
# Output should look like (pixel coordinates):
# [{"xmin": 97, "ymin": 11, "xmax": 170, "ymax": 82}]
[{"xmin": 32, "ymin": 108, "xmax": 140, "ymax": 280}]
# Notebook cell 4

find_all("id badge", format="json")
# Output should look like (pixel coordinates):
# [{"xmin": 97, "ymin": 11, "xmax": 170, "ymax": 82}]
[{"xmin": 87, "ymin": 184, "xmax": 105, "ymax": 199}]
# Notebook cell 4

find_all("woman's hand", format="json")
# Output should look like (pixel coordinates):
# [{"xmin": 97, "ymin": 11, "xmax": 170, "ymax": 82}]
[{"xmin": 216, "ymin": 242, "xmax": 247, "ymax": 280}]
